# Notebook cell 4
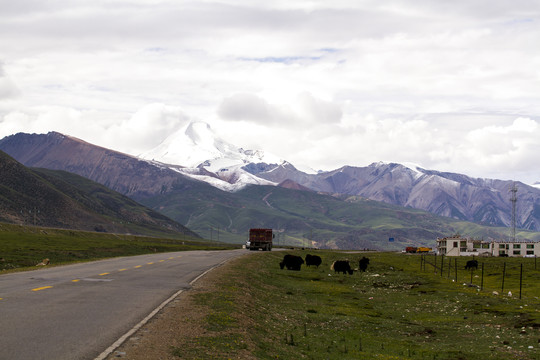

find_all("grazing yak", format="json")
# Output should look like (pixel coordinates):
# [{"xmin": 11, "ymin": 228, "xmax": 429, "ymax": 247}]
[
  {"xmin": 465, "ymin": 259, "xmax": 478, "ymax": 270},
  {"xmin": 305, "ymin": 254, "xmax": 322, "ymax": 268},
  {"xmin": 359, "ymin": 257, "xmax": 370, "ymax": 272},
  {"xmin": 331, "ymin": 260, "xmax": 354, "ymax": 275},
  {"xmin": 280, "ymin": 254, "xmax": 304, "ymax": 271}
]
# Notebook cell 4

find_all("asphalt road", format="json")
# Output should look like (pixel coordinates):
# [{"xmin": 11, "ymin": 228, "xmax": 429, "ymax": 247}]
[{"xmin": 0, "ymin": 249, "xmax": 246, "ymax": 360}]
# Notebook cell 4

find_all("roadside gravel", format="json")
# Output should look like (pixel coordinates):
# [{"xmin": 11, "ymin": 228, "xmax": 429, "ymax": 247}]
[{"xmin": 104, "ymin": 255, "xmax": 256, "ymax": 360}]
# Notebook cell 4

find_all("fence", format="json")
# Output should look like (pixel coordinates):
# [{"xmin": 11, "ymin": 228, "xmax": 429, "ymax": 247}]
[{"xmin": 420, "ymin": 254, "xmax": 538, "ymax": 299}]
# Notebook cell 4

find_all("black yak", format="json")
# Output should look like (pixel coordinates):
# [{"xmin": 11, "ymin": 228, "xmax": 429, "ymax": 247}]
[
  {"xmin": 359, "ymin": 257, "xmax": 370, "ymax": 272},
  {"xmin": 331, "ymin": 260, "xmax": 354, "ymax": 275},
  {"xmin": 280, "ymin": 254, "xmax": 304, "ymax": 271},
  {"xmin": 465, "ymin": 259, "xmax": 478, "ymax": 270},
  {"xmin": 305, "ymin": 254, "xmax": 322, "ymax": 268}
]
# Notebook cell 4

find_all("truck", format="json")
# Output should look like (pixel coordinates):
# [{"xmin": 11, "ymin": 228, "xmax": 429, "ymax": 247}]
[{"xmin": 246, "ymin": 228, "xmax": 273, "ymax": 251}]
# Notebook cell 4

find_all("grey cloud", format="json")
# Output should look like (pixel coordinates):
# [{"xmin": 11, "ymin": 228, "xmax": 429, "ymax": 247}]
[
  {"xmin": 297, "ymin": 92, "xmax": 342, "ymax": 124},
  {"xmin": 218, "ymin": 92, "xmax": 342, "ymax": 125},
  {"xmin": 218, "ymin": 93, "xmax": 283, "ymax": 124},
  {"xmin": 0, "ymin": 63, "xmax": 19, "ymax": 100}
]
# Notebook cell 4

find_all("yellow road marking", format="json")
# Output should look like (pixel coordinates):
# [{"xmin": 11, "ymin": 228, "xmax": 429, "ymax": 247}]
[
  {"xmin": 168, "ymin": 257, "xmax": 174, "ymax": 260},
  {"xmin": 72, "ymin": 279, "xmax": 80, "ymax": 282},
  {"xmin": 147, "ymin": 262, "xmax": 154, "ymax": 265},
  {"xmin": 32, "ymin": 286, "xmax": 53, "ymax": 292},
  {"xmin": 159, "ymin": 260, "xmax": 165, "ymax": 262},
  {"xmin": 134, "ymin": 265, "xmax": 142, "ymax": 268},
  {"xmin": 119, "ymin": 268, "xmax": 128, "ymax": 272},
  {"xmin": 99, "ymin": 272, "xmax": 110, "ymax": 276}
]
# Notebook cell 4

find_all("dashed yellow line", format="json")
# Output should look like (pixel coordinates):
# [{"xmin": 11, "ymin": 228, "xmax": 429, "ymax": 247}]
[
  {"xmin": 32, "ymin": 286, "xmax": 53, "ymax": 292},
  {"xmin": 3, "ymin": 258, "xmax": 178, "ymax": 299}
]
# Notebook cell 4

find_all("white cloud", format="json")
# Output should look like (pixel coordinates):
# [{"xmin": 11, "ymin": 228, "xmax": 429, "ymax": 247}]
[
  {"xmin": 103, "ymin": 103, "xmax": 189, "ymax": 154},
  {"xmin": 0, "ymin": 63, "xmax": 19, "ymax": 100},
  {"xmin": 1, "ymin": 0, "xmax": 540, "ymax": 183},
  {"xmin": 218, "ymin": 92, "xmax": 341, "ymax": 126}
]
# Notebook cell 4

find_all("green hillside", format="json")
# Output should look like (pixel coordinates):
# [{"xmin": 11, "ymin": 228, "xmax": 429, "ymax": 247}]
[
  {"xmin": 0, "ymin": 151, "xmax": 197, "ymax": 238},
  {"xmin": 136, "ymin": 182, "xmax": 540, "ymax": 249}
]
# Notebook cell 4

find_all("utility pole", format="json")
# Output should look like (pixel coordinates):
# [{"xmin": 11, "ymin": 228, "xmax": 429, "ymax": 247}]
[{"xmin": 510, "ymin": 182, "xmax": 518, "ymax": 242}]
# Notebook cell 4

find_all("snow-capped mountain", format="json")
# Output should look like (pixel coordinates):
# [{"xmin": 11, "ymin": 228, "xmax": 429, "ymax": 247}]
[
  {"xmin": 141, "ymin": 121, "xmax": 281, "ymax": 191},
  {"xmin": 2, "ymin": 129, "xmax": 540, "ymax": 232},
  {"xmin": 136, "ymin": 122, "xmax": 540, "ymax": 231}
]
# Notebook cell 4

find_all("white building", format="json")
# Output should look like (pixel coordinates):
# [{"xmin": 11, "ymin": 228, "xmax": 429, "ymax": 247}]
[{"xmin": 436, "ymin": 235, "xmax": 539, "ymax": 257}]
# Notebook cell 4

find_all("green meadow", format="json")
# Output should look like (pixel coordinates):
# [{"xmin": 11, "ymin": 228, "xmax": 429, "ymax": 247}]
[
  {"xmin": 176, "ymin": 250, "xmax": 540, "ymax": 360},
  {"xmin": 0, "ymin": 223, "xmax": 236, "ymax": 271},
  {"xmin": 2, "ymin": 226, "xmax": 539, "ymax": 359}
]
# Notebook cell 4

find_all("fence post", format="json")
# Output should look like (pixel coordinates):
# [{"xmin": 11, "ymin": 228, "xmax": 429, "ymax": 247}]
[
  {"xmin": 440, "ymin": 255, "xmax": 444, "ymax": 277},
  {"xmin": 519, "ymin": 263, "xmax": 523, "ymax": 299},
  {"xmin": 501, "ymin": 262, "xmax": 506, "ymax": 293},
  {"xmin": 481, "ymin": 262, "xmax": 484, "ymax": 291},
  {"xmin": 454, "ymin": 258, "xmax": 458, "ymax": 282}
]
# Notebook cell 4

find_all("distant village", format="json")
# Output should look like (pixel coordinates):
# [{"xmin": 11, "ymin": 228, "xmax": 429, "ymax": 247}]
[{"xmin": 436, "ymin": 235, "xmax": 539, "ymax": 257}]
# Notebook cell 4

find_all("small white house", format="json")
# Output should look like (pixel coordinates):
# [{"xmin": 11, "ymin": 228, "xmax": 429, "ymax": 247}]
[{"xmin": 436, "ymin": 235, "xmax": 539, "ymax": 257}]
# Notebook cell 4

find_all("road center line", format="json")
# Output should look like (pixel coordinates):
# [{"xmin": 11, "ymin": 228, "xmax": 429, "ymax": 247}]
[
  {"xmin": 134, "ymin": 265, "xmax": 142, "ymax": 268},
  {"xmin": 32, "ymin": 286, "xmax": 53, "ymax": 292},
  {"xmin": 119, "ymin": 268, "xmax": 128, "ymax": 271},
  {"xmin": 99, "ymin": 272, "xmax": 110, "ymax": 276},
  {"xmin": 72, "ymin": 279, "xmax": 80, "ymax": 282}
]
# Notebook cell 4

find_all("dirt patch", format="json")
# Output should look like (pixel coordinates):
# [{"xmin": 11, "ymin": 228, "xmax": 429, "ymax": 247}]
[{"xmin": 105, "ymin": 257, "xmax": 256, "ymax": 360}]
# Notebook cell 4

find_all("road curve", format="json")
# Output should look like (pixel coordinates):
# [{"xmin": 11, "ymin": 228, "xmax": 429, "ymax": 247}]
[{"xmin": 0, "ymin": 249, "xmax": 247, "ymax": 360}]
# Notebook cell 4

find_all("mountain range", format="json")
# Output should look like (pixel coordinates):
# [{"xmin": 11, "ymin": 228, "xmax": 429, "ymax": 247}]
[
  {"xmin": 139, "ymin": 121, "xmax": 540, "ymax": 233},
  {"xmin": 1, "ymin": 125, "xmax": 539, "ymax": 249}
]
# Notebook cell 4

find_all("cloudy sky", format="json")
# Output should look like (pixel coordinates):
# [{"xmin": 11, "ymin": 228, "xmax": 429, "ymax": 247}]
[{"xmin": 1, "ymin": 0, "xmax": 540, "ymax": 183}]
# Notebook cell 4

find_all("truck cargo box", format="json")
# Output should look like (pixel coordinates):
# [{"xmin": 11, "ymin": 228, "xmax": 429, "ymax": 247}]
[{"xmin": 246, "ymin": 228, "xmax": 273, "ymax": 251}]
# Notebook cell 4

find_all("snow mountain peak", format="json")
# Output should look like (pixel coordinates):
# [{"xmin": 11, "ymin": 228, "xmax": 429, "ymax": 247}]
[{"xmin": 140, "ymin": 121, "xmax": 282, "ymax": 191}]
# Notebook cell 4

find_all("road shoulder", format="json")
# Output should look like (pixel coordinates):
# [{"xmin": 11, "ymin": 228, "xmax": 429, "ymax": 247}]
[{"xmin": 105, "ymin": 255, "xmax": 255, "ymax": 359}]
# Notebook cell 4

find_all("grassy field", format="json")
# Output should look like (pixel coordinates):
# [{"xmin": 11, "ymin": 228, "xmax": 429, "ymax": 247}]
[
  {"xmin": 173, "ymin": 250, "xmax": 540, "ymax": 360},
  {"xmin": 0, "ymin": 223, "xmax": 237, "ymax": 271}
]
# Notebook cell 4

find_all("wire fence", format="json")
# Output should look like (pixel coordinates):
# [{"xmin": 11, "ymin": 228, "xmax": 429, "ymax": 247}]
[{"xmin": 420, "ymin": 253, "xmax": 538, "ymax": 299}]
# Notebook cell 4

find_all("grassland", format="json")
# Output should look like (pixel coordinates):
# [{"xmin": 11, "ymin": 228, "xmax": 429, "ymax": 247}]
[
  {"xmin": 171, "ymin": 250, "xmax": 540, "ymax": 360},
  {"xmin": 0, "ymin": 222, "xmax": 237, "ymax": 271}
]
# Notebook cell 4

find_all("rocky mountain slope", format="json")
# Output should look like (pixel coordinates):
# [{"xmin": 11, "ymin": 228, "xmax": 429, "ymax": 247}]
[
  {"xmin": 0, "ymin": 150, "xmax": 198, "ymax": 237},
  {"xmin": 137, "ymin": 122, "xmax": 540, "ymax": 232},
  {"xmin": 141, "ymin": 121, "xmax": 540, "ymax": 231},
  {"xmin": 251, "ymin": 162, "xmax": 540, "ymax": 231}
]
